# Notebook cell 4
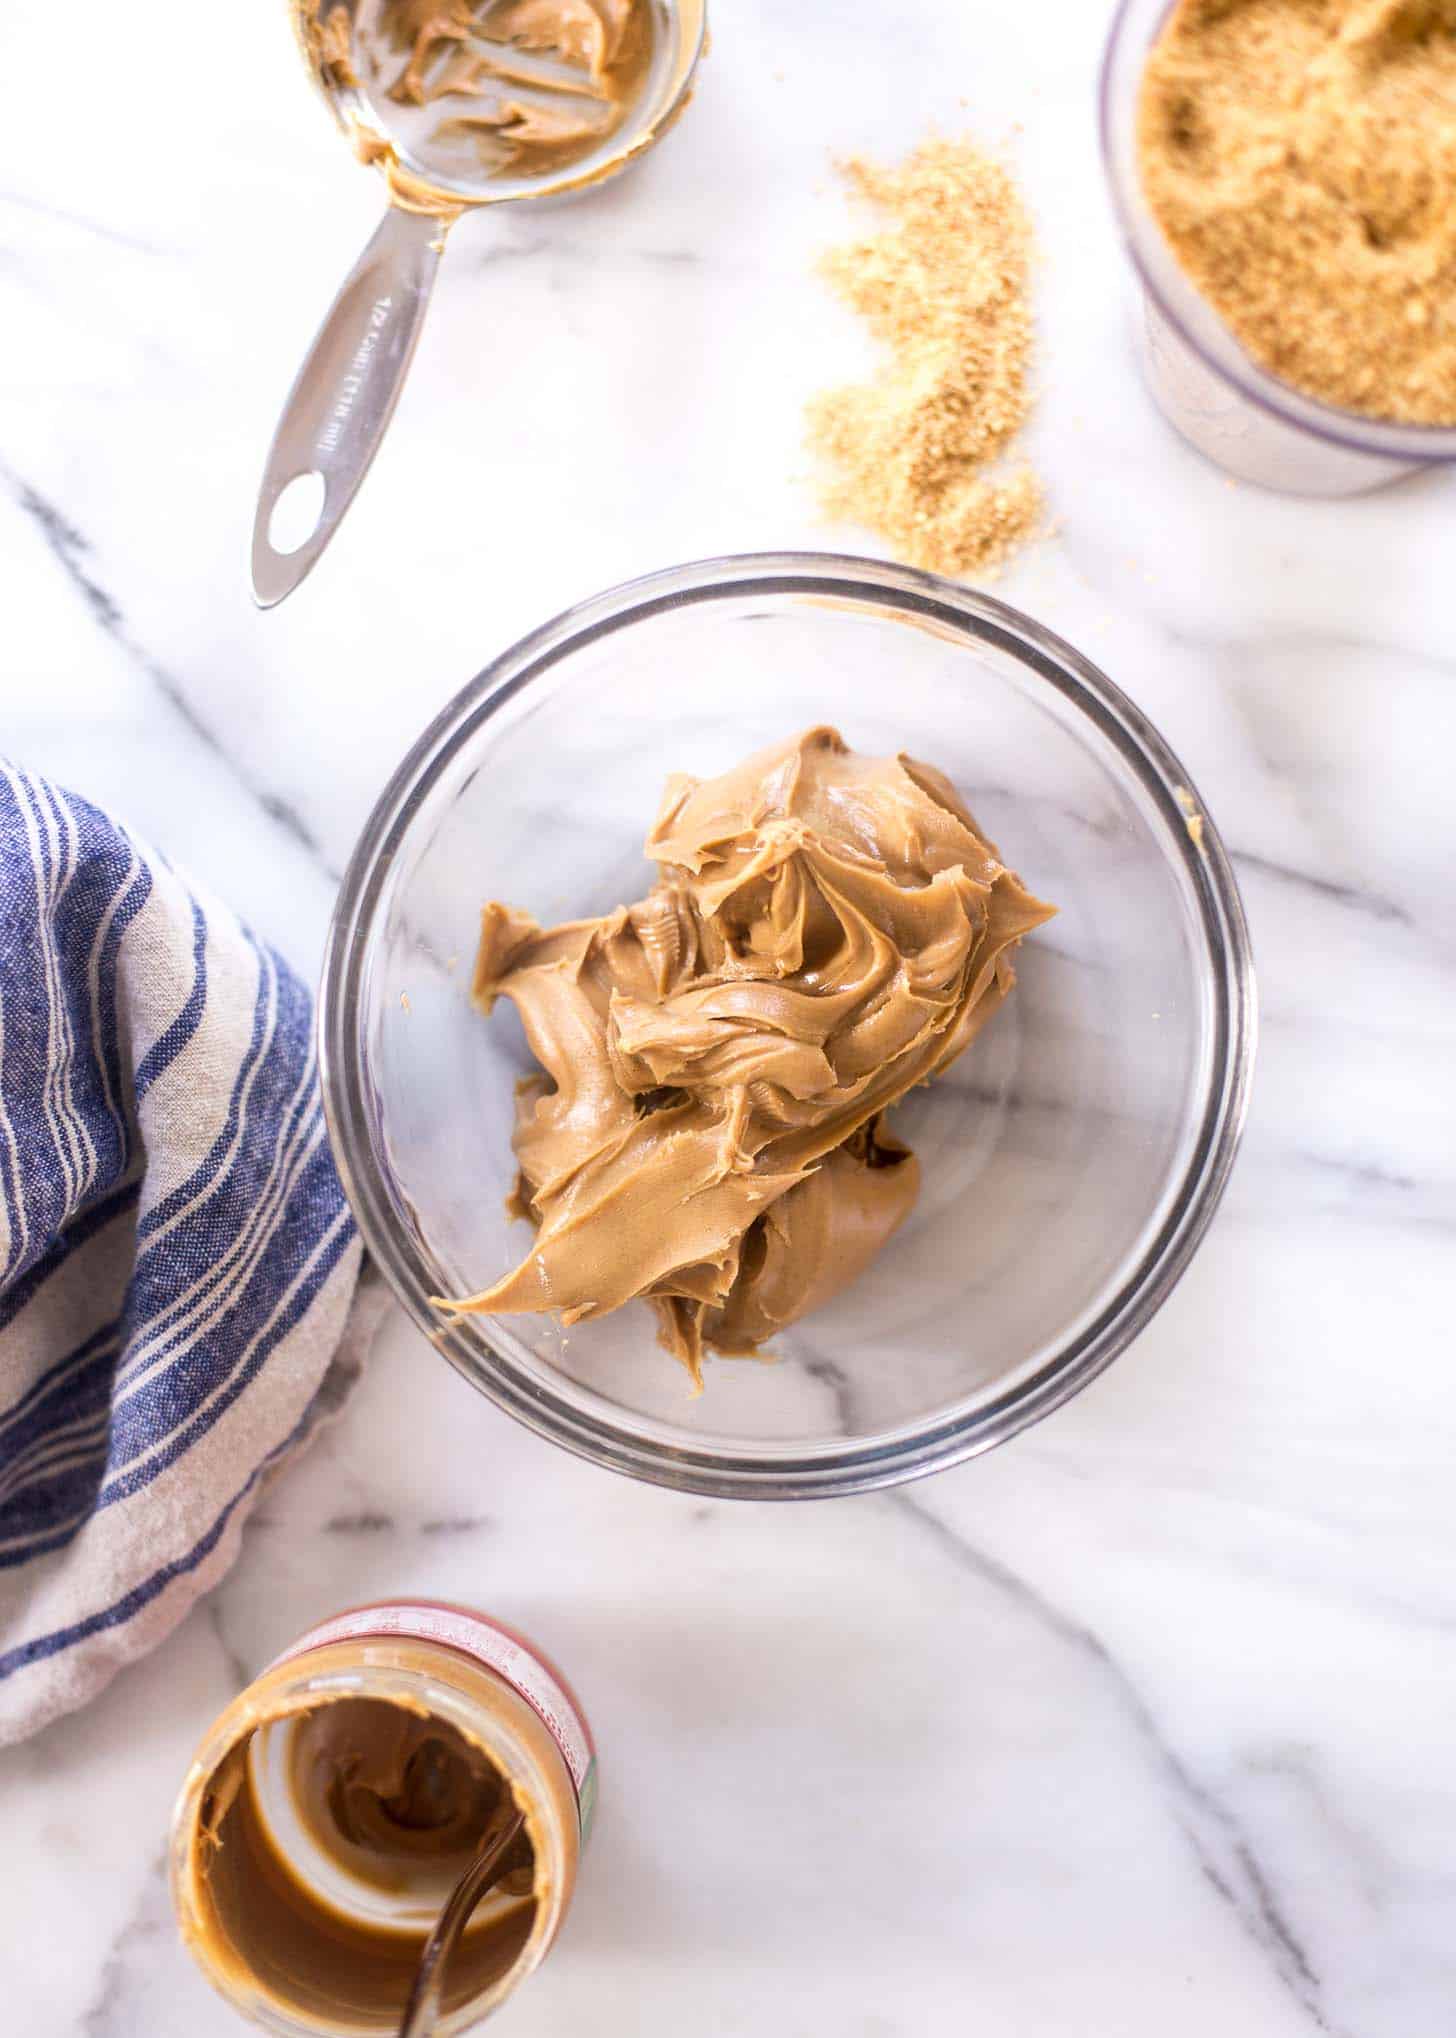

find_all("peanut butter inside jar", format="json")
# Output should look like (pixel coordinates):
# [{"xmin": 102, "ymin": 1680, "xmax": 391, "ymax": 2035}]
[{"xmin": 170, "ymin": 1640, "xmax": 581, "ymax": 2034}]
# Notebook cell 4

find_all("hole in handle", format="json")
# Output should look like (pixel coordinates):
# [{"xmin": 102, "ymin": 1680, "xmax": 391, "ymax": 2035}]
[{"xmin": 268, "ymin": 471, "xmax": 327, "ymax": 555}]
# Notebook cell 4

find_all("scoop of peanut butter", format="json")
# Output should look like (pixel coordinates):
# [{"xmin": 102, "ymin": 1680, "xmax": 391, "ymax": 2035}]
[
  {"xmin": 378, "ymin": 0, "xmax": 652, "ymax": 175},
  {"xmin": 441, "ymin": 727, "xmax": 1055, "ymax": 1385}
]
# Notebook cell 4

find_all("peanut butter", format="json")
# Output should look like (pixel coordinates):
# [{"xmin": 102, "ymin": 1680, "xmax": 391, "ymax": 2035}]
[
  {"xmin": 172, "ymin": 1628, "xmax": 585, "ymax": 2034},
  {"xmin": 380, "ymin": 0, "xmax": 654, "ymax": 175},
  {"xmin": 283, "ymin": 1700, "xmax": 532, "ymax": 1906},
  {"xmin": 441, "ymin": 727, "xmax": 1055, "ymax": 1385}
]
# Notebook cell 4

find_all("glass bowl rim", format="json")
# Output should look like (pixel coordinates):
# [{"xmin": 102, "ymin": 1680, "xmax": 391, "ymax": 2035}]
[
  {"xmin": 319, "ymin": 550, "xmax": 1257, "ymax": 1499},
  {"xmin": 1098, "ymin": 0, "xmax": 1456, "ymax": 464}
]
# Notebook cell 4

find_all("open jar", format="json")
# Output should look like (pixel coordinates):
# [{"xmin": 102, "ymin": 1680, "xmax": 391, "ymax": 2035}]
[
  {"xmin": 170, "ymin": 1602, "xmax": 595, "ymax": 2035},
  {"xmin": 1099, "ymin": 0, "xmax": 1456, "ymax": 496}
]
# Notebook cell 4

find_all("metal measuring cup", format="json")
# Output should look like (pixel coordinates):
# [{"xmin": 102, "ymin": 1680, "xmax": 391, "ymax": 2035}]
[{"xmin": 252, "ymin": 1, "xmax": 706, "ymax": 607}]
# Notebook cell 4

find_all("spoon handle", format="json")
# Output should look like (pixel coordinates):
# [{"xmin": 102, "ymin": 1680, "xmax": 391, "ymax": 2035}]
[
  {"xmin": 397, "ymin": 1806, "xmax": 527, "ymax": 2038},
  {"xmin": 251, "ymin": 203, "xmax": 451, "ymax": 608}
]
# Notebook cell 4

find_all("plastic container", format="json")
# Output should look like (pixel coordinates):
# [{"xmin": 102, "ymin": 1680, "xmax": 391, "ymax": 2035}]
[{"xmin": 1100, "ymin": 0, "xmax": 1456, "ymax": 495}]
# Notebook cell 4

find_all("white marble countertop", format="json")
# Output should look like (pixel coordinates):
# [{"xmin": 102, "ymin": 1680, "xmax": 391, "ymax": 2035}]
[{"xmin": 5, "ymin": 1, "xmax": 1456, "ymax": 2032}]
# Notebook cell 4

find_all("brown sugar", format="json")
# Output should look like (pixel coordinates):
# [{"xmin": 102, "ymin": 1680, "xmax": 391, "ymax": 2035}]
[
  {"xmin": 806, "ymin": 138, "xmax": 1043, "ymax": 581},
  {"xmin": 1138, "ymin": 0, "xmax": 1456, "ymax": 425}
]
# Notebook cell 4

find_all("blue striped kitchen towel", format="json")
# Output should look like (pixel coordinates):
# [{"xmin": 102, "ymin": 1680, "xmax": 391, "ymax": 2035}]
[{"xmin": 0, "ymin": 762, "xmax": 375, "ymax": 1744}]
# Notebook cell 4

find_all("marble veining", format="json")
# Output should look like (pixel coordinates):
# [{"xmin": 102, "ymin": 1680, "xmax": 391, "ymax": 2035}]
[
  {"xmin": 888, "ymin": 1487, "xmax": 1336, "ymax": 2030},
  {"xmin": 2, "ymin": 0, "xmax": 1455, "ymax": 2032}
]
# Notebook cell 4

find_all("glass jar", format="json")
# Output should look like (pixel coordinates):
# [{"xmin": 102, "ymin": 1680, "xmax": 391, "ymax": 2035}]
[
  {"xmin": 1099, "ymin": 0, "xmax": 1456, "ymax": 495},
  {"xmin": 170, "ymin": 1601, "xmax": 595, "ymax": 2035}
]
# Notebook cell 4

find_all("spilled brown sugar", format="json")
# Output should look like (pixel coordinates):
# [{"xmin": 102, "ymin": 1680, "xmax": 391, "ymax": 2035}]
[
  {"xmin": 1138, "ymin": 0, "xmax": 1456, "ymax": 425},
  {"xmin": 806, "ymin": 137, "xmax": 1043, "ymax": 581}
]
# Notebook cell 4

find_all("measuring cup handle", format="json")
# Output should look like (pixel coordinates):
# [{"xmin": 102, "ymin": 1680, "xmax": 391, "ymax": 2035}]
[{"xmin": 251, "ymin": 204, "xmax": 450, "ymax": 608}]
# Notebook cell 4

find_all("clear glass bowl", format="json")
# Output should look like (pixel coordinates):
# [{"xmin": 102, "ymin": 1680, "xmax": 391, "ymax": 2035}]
[
  {"xmin": 320, "ymin": 554, "xmax": 1255, "ymax": 1498},
  {"xmin": 1100, "ymin": 0, "xmax": 1456, "ymax": 495}
]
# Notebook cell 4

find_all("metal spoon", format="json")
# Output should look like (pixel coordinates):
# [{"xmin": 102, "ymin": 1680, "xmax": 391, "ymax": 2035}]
[
  {"xmin": 397, "ymin": 1804, "xmax": 527, "ymax": 2038},
  {"xmin": 252, "ymin": 0, "xmax": 705, "ymax": 608}
]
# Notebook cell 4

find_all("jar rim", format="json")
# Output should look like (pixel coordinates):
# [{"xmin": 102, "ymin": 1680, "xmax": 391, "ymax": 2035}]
[{"xmin": 169, "ymin": 1641, "xmax": 576, "ymax": 2037}]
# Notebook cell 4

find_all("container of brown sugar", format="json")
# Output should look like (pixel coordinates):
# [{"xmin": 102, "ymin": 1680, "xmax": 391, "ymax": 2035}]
[
  {"xmin": 169, "ymin": 1602, "xmax": 595, "ymax": 2035},
  {"xmin": 1100, "ymin": 0, "xmax": 1456, "ymax": 494}
]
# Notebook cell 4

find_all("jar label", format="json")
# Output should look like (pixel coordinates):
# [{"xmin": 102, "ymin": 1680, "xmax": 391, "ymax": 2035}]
[{"xmin": 270, "ymin": 1601, "xmax": 596, "ymax": 1838}]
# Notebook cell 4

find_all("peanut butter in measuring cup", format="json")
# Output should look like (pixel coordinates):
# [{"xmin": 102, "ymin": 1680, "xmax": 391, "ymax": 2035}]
[{"xmin": 170, "ymin": 1602, "xmax": 595, "ymax": 2034}]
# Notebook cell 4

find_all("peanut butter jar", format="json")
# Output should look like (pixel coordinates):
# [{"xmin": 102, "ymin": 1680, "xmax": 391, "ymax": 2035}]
[{"xmin": 169, "ymin": 1602, "xmax": 595, "ymax": 2034}]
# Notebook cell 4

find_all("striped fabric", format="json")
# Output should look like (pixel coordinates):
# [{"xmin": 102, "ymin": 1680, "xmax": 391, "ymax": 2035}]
[{"xmin": 0, "ymin": 763, "xmax": 369, "ymax": 1744}]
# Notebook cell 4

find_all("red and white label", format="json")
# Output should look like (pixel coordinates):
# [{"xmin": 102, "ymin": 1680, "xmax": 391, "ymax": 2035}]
[{"xmin": 270, "ymin": 1601, "xmax": 596, "ymax": 1835}]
